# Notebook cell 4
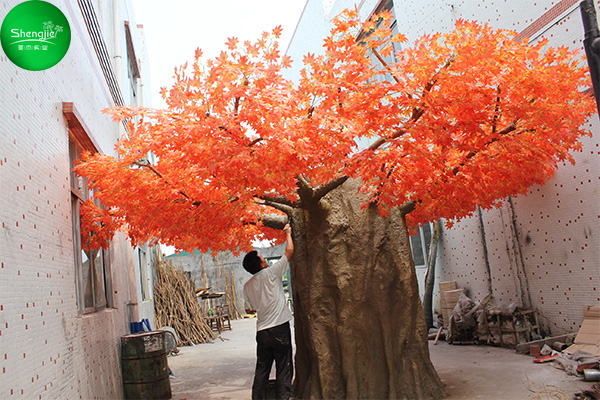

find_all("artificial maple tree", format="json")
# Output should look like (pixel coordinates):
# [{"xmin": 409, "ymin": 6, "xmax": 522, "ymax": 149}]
[{"xmin": 75, "ymin": 9, "xmax": 595, "ymax": 399}]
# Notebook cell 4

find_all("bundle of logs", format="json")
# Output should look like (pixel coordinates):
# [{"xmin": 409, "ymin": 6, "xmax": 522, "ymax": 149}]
[
  {"xmin": 154, "ymin": 254, "xmax": 217, "ymax": 346},
  {"xmin": 214, "ymin": 255, "xmax": 244, "ymax": 320}
]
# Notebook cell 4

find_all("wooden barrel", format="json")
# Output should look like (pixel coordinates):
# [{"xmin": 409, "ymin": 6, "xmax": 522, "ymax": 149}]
[{"xmin": 121, "ymin": 331, "xmax": 172, "ymax": 399}]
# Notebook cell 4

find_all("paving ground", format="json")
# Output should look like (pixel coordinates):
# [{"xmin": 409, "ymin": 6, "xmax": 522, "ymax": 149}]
[{"xmin": 166, "ymin": 318, "xmax": 592, "ymax": 400}]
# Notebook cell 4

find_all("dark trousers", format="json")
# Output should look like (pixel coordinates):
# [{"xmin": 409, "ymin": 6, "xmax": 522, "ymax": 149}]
[{"xmin": 252, "ymin": 321, "xmax": 293, "ymax": 400}]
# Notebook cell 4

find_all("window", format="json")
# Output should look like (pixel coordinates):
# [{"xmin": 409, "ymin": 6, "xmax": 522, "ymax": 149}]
[
  {"xmin": 372, "ymin": 0, "xmax": 402, "ymax": 68},
  {"xmin": 410, "ymin": 223, "xmax": 432, "ymax": 267},
  {"xmin": 359, "ymin": 0, "xmax": 402, "ymax": 83},
  {"xmin": 66, "ymin": 103, "xmax": 113, "ymax": 314},
  {"xmin": 124, "ymin": 21, "xmax": 140, "ymax": 99}
]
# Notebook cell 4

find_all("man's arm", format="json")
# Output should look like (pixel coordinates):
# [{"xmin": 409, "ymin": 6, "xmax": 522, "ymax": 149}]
[{"xmin": 283, "ymin": 223, "xmax": 294, "ymax": 261}]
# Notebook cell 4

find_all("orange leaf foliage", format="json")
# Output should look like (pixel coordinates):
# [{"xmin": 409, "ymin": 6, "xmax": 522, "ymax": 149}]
[
  {"xmin": 79, "ymin": 199, "xmax": 124, "ymax": 252},
  {"xmin": 74, "ymin": 11, "xmax": 595, "ymax": 253}
]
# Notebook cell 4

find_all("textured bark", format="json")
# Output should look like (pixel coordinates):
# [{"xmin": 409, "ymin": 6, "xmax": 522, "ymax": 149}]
[{"xmin": 288, "ymin": 180, "xmax": 445, "ymax": 400}]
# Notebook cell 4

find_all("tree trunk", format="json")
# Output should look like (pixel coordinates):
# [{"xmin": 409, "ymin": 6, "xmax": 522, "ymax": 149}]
[
  {"xmin": 423, "ymin": 220, "xmax": 441, "ymax": 329},
  {"xmin": 288, "ymin": 180, "xmax": 445, "ymax": 399}
]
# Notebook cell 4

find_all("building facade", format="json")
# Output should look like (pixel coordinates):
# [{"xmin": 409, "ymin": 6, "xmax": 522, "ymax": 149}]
[
  {"xmin": 0, "ymin": 0, "xmax": 155, "ymax": 398},
  {"xmin": 287, "ymin": 0, "xmax": 599, "ymax": 335}
]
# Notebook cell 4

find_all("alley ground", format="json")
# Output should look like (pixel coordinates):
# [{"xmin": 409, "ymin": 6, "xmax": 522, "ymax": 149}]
[{"xmin": 166, "ymin": 318, "xmax": 592, "ymax": 400}]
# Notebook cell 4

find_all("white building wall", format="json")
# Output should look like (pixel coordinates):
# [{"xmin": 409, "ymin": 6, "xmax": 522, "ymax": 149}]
[
  {"xmin": 0, "ymin": 0, "xmax": 154, "ymax": 398},
  {"xmin": 421, "ymin": 0, "xmax": 600, "ymax": 336},
  {"xmin": 287, "ymin": 0, "xmax": 599, "ymax": 336}
]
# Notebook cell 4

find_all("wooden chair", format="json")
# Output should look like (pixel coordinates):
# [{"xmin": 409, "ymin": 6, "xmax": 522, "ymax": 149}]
[{"xmin": 216, "ymin": 305, "xmax": 232, "ymax": 331}]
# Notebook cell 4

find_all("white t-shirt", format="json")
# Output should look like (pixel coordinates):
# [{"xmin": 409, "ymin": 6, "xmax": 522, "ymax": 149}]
[{"xmin": 243, "ymin": 255, "xmax": 293, "ymax": 331}]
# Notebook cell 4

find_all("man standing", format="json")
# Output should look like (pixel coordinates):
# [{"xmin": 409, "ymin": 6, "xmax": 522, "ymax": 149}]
[{"xmin": 243, "ymin": 224, "xmax": 294, "ymax": 400}]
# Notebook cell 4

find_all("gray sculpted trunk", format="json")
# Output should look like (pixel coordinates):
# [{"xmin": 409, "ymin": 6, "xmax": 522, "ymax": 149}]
[{"xmin": 288, "ymin": 180, "xmax": 445, "ymax": 399}]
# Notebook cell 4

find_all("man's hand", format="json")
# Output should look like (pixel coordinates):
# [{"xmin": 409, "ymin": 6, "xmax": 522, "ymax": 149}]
[{"xmin": 284, "ymin": 223, "xmax": 294, "ymax": 260}]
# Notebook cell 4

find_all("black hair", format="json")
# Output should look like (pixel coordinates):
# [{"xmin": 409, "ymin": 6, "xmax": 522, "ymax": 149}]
[{"xmin": 243, "ymin": 250, "xmax": 262, "ymax": 275}]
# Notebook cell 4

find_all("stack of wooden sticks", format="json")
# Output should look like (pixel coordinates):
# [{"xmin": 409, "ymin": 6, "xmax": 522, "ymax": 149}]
[{"xmin": 153, "ymin": 254, "xmax": 217, "ymax": 346}]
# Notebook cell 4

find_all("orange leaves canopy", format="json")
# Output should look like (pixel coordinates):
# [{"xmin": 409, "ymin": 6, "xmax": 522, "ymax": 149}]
[
  {"xmin": 75, "ymin": 9, "xmax": 595, "ymax": 253},
  {"xmin": 79, "ymin": 199, "xmax": 124, "ymax": 252}
]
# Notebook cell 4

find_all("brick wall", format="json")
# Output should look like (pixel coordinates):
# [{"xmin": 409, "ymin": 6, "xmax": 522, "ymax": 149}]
[
  {"xmin": 0, "ymin": 0, "xmax": 153, "ymax": 398},
  {"xmin": 417, "ymin": 0, "xmax": 600, "ymax": 336},
  {"xmin": 434, "ymin": 116, "xmax": 599, "ymax": 336}
]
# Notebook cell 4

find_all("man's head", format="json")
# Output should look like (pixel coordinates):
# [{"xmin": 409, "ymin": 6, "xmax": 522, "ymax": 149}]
[{"xmin": 243, "ymin": 250, "xmax": 267, "ymax": 275}]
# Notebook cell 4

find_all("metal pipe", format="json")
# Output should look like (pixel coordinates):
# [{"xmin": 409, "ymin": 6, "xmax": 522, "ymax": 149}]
[
  {"xmin": 584, "ymin": 369, "xmax": 600, "ymax": 382},
  {"xmin": 580, "ymin": 0, "xmax": 600, "ymax": 116}
]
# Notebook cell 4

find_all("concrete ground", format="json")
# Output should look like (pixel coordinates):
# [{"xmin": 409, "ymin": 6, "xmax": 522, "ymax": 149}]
[{"xmin": 166, "ymin": 318, "xmax": 592, "ymax": 400}]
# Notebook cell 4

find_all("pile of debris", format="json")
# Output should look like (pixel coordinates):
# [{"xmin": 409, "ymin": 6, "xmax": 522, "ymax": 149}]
[
  {"xmin": 154, "ymin": 254, "xmax": 217, "ymax": 346},
  {"xmin": 436, "ymin": 281, "xmax": 543, "ymax": 348},
  {"xmin": 524, "ymin": 306, "xmax": 600, "ymax": 386},
  {"xmin": 432, "ymin": 284, "xmax": 600, "ymax": 388}
]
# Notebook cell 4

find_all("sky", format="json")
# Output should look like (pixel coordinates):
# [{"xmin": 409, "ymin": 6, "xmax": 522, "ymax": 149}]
[
  {"xmin": 129, "ymin": 1, "xmax": 308, "ymax": 253},
  {"xmin": 130, "ymin": 0, "xmax": 308, "ymax": 109}
]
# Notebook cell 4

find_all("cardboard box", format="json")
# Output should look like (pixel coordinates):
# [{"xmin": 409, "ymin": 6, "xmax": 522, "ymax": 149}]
[
  {"xmin": 442, "ymin": 308, "xmax": 452, "ymax": 328},
  {"xmin": 565, "ymin": 305, "xmax": 600, "ymax": 356},
  {"xmin": 438, "ymin": 282, "xmax": 461, "ymax": 328},
  {"xmin": 442, "ymin": 289, "xmax": 464, "ymax": 309},
  {"xmin": 439, "ymin": 281, "xmax": 457, "ymax": 293}
]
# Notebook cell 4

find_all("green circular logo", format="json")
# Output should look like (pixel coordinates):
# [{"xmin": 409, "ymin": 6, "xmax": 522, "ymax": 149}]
[{"xmin": 1, "ymin": 1, "xmax": 71, "ymax": 71}]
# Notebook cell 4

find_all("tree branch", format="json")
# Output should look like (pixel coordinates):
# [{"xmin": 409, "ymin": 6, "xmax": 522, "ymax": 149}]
[
  {"xmin": 313, "ymin": 176, "xmax": 349, "ymax": 202},
  {"xmin": 297, "ymin": 175, "xmax": 312, "ymax": 191},
  {"xmin": 365, "ymin": 54, "xmax": 456, "ymax": 155},
  {"xmin": 132, "ymin": 160, "xmax": 164, "ymax": 178},
  {"xmin": 497, "ymin": 120, "xmax": 518, "ymax": 136},
  {"xmin": 400, "ymin": 200, "xmax": 416, "ymax": 215},
  {"xmin": 248, "ymin": 137, "xmax": 264, "ymax": 147},
  {"xmin": 451, "ymin": 120, "xmax": 519, "ymax": 175},
  {"xmin": 258, "ymin": 214, "xmax": 289, "ymax": 230},
  {"xmin": 256, "ymin": 198, "xmax": 295, "ymax": 215},
  {"xmin": 234, "ymin": 78, "xmax": 249, "ymax": 115},
  {"xmin": 260, "ymin": 194, "xmax": 297, "ymax": 208},
  {"xmin": 371, "ymin": 47, "xmax": 400, "ymax": 84},
  {"xmin": 491, "ymin": 86, "xmax": 502, "ymax": 135},
  {"xmin": 367, "ymin": 127, "xmax": 408, "ymax": 152},
  {"xmin": 132, "ymin": 160, "xmax": 202, "ymax": 206}
]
